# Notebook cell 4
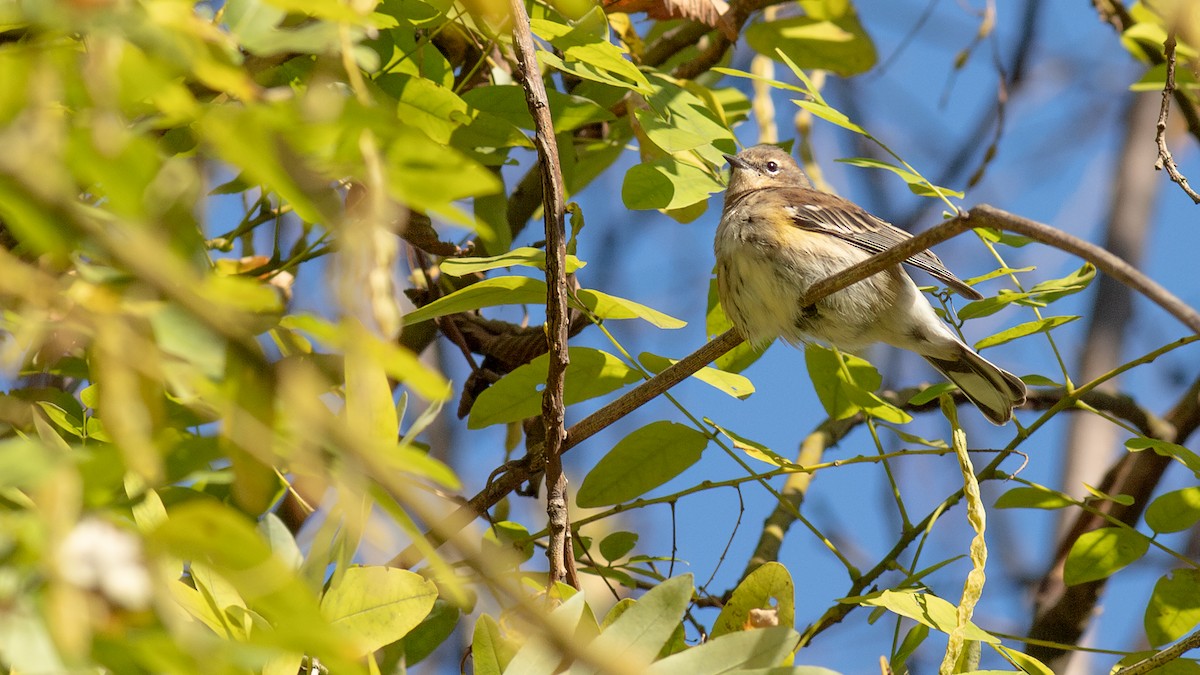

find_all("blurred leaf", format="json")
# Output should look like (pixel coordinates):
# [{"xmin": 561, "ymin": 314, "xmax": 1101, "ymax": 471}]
[
  {"xmin": 852, "ymin": 590, "xmax": 999, "ymax": 644},
  {"xmin": 440, "ymin": 247, "xmax": 587, "ymax": 276},
  {"xmin": 1062, "ymin": 527, "xmax": 1149, "ymax": 585},
  {"xmin": 402, "ymin": 276, "xmax": 547, "ymax": 325},
  {"xmin": 320, "ymin": 566, "xmax": 438, "ymax": 657},
  {"xmin": 1145, "ymin": 487, "xmax": 1200, "ymax": 534},
  {"xmin": 640, "ymin": 352, "xmax": 753, "ymax": 399},
  {"xmin": 461, "ymin": 85, "xmax": 615, "ymax": 133},
  {"xmin": 576, "ymin": 422, "xmax": 708, "ymax": 507},
  {"xmin": 711, "ymin": 562, "xmax": 795, "ymax": 638},
  {"xmin": 199, "ymin": 106, "xmax": 342, "ymax": 226},
  {"xmin": 473, "ymin": 614, "xmax": 517, "ymax": 675},
  {"xmin": 469, "ymin": 347, "xmax": 641, "ymax": 429},
  {"xmin": 1145, "ymin": 569, "xmax": 1200, "ymax": 647},
  {"xmin": 994, "ymin": 486, "xmax": 1073, "ymax": 510},
  {"xmin": 645, "ymin": 625, "xmax": 799, "ymax": 674},
  {"xmin": 974, "ymin": 316, "xmax": 1078, "ymax": 350},
  {"xmin": 746, "ymin": 1, "xmax": 876, "ymax": 77},
  {"xmin": 570, "ymin": 575, "xmax": 694, "ymax": 675},
  {"xmin": 151, "ymin": 502, "xmax": 357, "ymax": 668},
  {"xmin": 392, "ymin": 599, "xmax": 460, "ymax": 667}
]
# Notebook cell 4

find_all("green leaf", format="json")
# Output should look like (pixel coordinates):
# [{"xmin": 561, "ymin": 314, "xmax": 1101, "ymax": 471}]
[
  {"xmin": 1062, "ymin": 527, "xmax": 1149, "ymax": 585},
  {"xmin": 1145, "ymin": 487, "xmax": 1200, "ymax": 534},
  {"xmin": 384, "ymin": 127, "xmax": 503, "ymax": 225},
  {"xmin": 1125, "ymin": 437, "xmax": 1200, "ymax": 476},
  {"xmin": 599, "ymin": 531, "xmax": 639, "ymax": 562},
  {"xmin": 805, "ymin": 345, "xmax": 911, "ymax": 423},
  {"xmin": 993, "ymin": 645, "xmax": 1055, "ymax": 675},
  {"xmin": 468, "ymin": 347, "xmax": 641, "ymax": 429},
  {"xmin": 709, "ymin": 421, "xmax": 793, "ymax": 467},
  {"xmin": 569, "ymin": 575, "xmax": 694, "ymax": 675},
  {"xmin": 993, "ymin": 486, "xmax": 1074, "ymax": 510},
  {"xmin": 461, "ymin": 85, "xmax": 615, "ymax": 133},
  {"xmin": 957, "ymin": 290, "xmax": 1035, "ymax": 321},
  {"xmin": 507, "ymin": 593, "xmax": 592, "ymax": 675},
  {"xmin": 393, "ymin": 599, "xmax": 460, "ymax": 666},
  {"xmin": 321, "ymin": 566, "xmax": 438, "ymax": 657},
  {"xmin": 402, "ymin": 276, "xmax": 548, "ymax": 325},
  {"xmin": 1026, "ymin": 263, "xmax": 1096, "ymax": 302},
  {"xmin": 1145, "ymin": 569, "xmax": 1200, "ymax": 647},
  {"xmin": 640, "ymin": 352, "xmax": 753, "ymax": 399},
  {"xmin": 473, "ymin": 614, "xmax": 517, "ymax": 675},
  {"xmin": 974, "ymin": 316, "xmax": 1079, "ymax": 350},
  {"xmin": 711, "ymin": 562, "xmax": 795, "ymax": 639},
  {"xmin": 531, "ymin": 12, "xmax": 652, "ymax": 94},
  {"xmin": 440, "ymin": 247, "xmax": 587, "ymax": 277},
  {"xmin": 576, "ymin": 422, "xmax": 708, "ymax": 507},
  {"xmin": 199, "ymin": 106, "xmax": 341, "ymax": 225},
  {"xmin": 151, "ymin": 502, "xmax": 352, "ymax": 667},
  {"xmin": 837, "ymin": 157, "xmax": 963, "ymax": 198},
  {"xmin": 745, "ymin": 10, "xmax": 876, "ymax": 77},
  {"xmin": 1082, "ymin": 482, "xmax": 1134, "ymax": 506},
  {"xmin": 793, "ymin": 99, "xmax": 866, "ymax": 135},
  {"xmin": 483, "ymin": 521, "xmax": 534, "ymax": 564},
  {"xmin": 622, "ymin": 159, "xmax": 724, "ymax": 211},
  {"xmin": 851, "ymin": 590, "xmax": 999, "ymax": 644},
  {"xmin": 645, "ymin": 625, "xmax": 799, "ymax": 675},
  {"xmin": 577, "ymin": 289, "xmax": 687, "ymax": 328}
]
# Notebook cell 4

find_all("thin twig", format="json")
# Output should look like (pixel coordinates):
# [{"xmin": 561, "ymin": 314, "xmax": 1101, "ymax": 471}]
[
  {"xmin": 506, "ymin": 0, "xmax": 576, "ymax": 588},
  {"xmin": 1153, "ymin": 31, "xmax": 1200, "ymax": 204},
  {"xmin": 1114, "ymin": 624, "xmax": 1200, "ymax": 675}
]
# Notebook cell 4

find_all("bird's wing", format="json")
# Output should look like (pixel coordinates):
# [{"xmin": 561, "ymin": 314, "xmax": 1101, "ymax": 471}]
[{"xmin": 779, "ymin": 188, "xmax": 983, "ymax": 300}]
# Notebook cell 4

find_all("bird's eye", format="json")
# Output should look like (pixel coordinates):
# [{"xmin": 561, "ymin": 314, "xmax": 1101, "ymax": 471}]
[{"xmin": 765, "ymin": 161, "xmax": 779, "ymax": 173}]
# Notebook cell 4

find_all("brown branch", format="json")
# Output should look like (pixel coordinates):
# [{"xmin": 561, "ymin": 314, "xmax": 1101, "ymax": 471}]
[
  {"xmin": 1154, "ymin": 32, "xmax": 1200, "ymax": 203},
  {"xmin": 1090, "ymin": 0, "xmax": 1200, "ymax": 142},
  {"xmin": 1114, "ymin": 623, "xmax": 1200, "ymax": 675},
  {"xmin": 506, "ymin": 0, "xmax": 575, "ymax": 588}
]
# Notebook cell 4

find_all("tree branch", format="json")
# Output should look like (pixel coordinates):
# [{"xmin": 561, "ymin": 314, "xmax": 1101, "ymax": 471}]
[
  {"xmin": 1154, "ymin": 32, "xmax": 1200, "ymax": 203},
  {"xmin": 507, "ymin": 0, "xmax": 577, "ymax": 588}
]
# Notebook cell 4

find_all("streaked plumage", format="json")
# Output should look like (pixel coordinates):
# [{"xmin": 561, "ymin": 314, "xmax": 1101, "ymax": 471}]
[{"xmin": 715, "ymin": 144, "xmax": 1026, "ymax": 425}]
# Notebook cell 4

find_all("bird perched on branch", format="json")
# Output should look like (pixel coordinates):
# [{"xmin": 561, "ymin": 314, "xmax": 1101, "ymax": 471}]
[{"xmin": 715, "ymin": 144, "xmax": 1026, "ymax": 425}]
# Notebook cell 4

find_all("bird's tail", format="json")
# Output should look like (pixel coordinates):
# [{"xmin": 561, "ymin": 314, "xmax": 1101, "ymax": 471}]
[{"xmin": 923, "ymin": 343, "xmax": 1027, "ymax": 425}]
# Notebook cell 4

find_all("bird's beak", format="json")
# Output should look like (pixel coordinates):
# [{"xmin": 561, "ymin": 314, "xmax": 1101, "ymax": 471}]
[{"xmin": 723, "ymin": 153, "xmax": 749, "ymax": 170}]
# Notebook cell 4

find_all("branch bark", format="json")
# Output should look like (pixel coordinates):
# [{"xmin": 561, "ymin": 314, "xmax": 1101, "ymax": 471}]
[{"xmin": 507, "ymin": 0, "xmax": 576, "ymax": 588}]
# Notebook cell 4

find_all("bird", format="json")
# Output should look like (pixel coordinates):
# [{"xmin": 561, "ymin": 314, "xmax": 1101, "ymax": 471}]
[{"xmin": 715, "ymin": 144, "xmax": 1026, "ymax": 425}]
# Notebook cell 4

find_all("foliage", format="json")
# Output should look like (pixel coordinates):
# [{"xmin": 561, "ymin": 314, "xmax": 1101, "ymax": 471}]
[{"xmin": 0, "ymin": 0, "xmax": 1198, "ymax": 674}]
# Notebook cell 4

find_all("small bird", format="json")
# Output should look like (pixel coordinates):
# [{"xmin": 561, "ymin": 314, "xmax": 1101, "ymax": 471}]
[{"xmin": 715, "ymin": 144, "xmax": 1026, "ymax": 425}]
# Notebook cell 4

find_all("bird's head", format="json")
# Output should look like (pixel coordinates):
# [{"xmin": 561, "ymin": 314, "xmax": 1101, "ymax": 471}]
[{"xmin": 723, "ymin": 144, "xmax": 813, "ymax": 196}]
